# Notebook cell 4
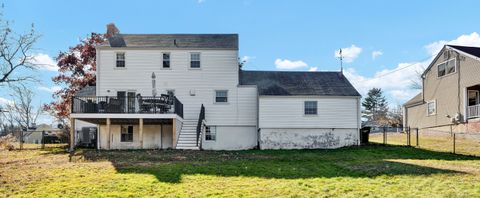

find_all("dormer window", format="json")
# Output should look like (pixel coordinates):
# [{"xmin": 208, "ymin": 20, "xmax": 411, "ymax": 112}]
[
  {"xmin": 437, "ymin": 58, "xmax": 455, "ymax": 77},
  {"xmin": 190, "ymin": 53, "xmax": 201, "ymax": 68},
  {"xmin": 116, "ymin": 52, "xmax": 125, "ymax": 68}
]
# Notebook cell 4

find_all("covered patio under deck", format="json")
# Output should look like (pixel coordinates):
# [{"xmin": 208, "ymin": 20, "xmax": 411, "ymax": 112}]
[{"xmin": 70, "ymin": 114, "xmax": 182, "ymax": 150}]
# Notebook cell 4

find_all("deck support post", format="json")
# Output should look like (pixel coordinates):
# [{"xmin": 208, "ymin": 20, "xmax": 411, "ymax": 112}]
[
  {"xmin": 69, "ymin": 118, "xmax": 75, "ymax": 152},
  {"xmin": 172, "ymin": 118, "xmax": 177, "ymax": 149},
  {"xmin": 139, "ymin": 118, "xmax": 144, "ymax": 149},
  {"xmin": 107, "ymin": 118, "xmax": 111, "ymax": 150}
]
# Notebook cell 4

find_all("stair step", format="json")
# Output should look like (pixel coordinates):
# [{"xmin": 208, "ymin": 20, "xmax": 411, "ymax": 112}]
[{"xmin": 176, "ymin": 147, "xmax": 199, "ymax": 150}]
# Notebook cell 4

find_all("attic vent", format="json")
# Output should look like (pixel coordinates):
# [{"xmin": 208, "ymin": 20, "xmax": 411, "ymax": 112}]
[{"xmin": 444, "ymin": 51, "xmax": 451, "ymax": 59}]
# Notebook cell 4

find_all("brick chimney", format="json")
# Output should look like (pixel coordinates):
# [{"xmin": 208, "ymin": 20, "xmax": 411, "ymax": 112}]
[{"xmin": 106, "ymin": 23, "xmax": 120, "ymax": 38}]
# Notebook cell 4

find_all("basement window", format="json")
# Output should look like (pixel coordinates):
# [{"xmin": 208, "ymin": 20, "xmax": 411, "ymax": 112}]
[
  {"xmin": 304, "ymin": 101, "xmax": 318, "ymax": 115},
  {"xmin": 437, "ymin": 59, "xmax": 456, "ymax": 77},
  {"xmin": 121, "ymin": 125, "xmax": 133, "ymax": 142},
  {"xmin": 116, "ymin": 52, "xmax": 125, "ymax": 68},
  {"xmin": 205, "ymin": 126, "xmax": 216, "ymax": 141}
]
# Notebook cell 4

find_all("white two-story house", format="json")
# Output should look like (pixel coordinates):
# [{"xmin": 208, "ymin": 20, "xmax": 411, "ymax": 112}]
[{"xmin": 70, "ymin": 32, "xmax": 361, "ymax": 150}]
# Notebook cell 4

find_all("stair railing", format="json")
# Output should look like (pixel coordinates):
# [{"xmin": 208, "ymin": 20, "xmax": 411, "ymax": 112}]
[{"xmin": 196, "ymin": 104, "xmax": 205, "ymax": 146}]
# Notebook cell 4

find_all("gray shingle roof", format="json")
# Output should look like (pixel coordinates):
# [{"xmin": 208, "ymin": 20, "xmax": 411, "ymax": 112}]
[
  {"xmin": 101, "ymin": 34, "xmax": 238, "ymax": 49},
  {"xmin": 239, "ymin": 70, "xmax": 361, "ymax": 96},
  {"xmin": 404, "ymin": 92, "xmax": 423, "ymax": 107}
]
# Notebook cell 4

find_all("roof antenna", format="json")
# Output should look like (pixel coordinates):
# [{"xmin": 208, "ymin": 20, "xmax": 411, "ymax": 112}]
[{"xmin": 338, "ymin": 48, "xmax": 343, "ymax": 74}]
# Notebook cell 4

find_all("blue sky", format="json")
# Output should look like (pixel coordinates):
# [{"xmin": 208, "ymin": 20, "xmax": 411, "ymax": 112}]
[{"xmin": 1, "ymin": 0, "xmax": 480, "ymax": 124}]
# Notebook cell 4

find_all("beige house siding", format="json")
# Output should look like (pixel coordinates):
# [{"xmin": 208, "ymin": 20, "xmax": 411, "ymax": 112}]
[{"xmin": 406, "ymin": 47, "xmax": 480, "ymax": 132}]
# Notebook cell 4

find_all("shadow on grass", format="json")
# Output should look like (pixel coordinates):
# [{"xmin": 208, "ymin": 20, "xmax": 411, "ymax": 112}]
[{"xmin": 78, "ymin": 145, "xmax": 479, "ymax": 183}]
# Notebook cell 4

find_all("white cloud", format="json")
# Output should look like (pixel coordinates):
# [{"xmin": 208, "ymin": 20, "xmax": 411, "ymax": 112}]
[
  {"xmin": 335, "ymin": 45, "xmax": 362, "ymax": 63},
  {"xmin": 274, "ymin": 59, "xmax": 308, "ymax": 70},
  {"xmin": 425, "ymin": 32, "xmax": 480, "ymax": 56},
  {"xmin": 308, "ymin": 67, "xmax": 318, "ymax": 72},
  {"xmin": 372, "ymin": 50, "xmax": 383, "ymax": 60},
  {"xmin": 38, "ymin": 86, "xmax": 62, "ymax": 93},
  {"xmin": 198, "ymin": 0, "xmax": 205, "ymax": 3},
  {"xmin": 241, "ymin": 56, "xmax": 255, "ymax": 63},
  {"xmin": 31, "ymin": 53, "xmax": 58, "ymax": 72},
  {"xmin": 0, "ymin": 97, "xmax": 12, "ymax": 106}
]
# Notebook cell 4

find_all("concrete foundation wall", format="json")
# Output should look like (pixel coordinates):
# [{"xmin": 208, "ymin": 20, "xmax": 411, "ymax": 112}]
[
  {"xmin": 201, "ymin": 126, "xmax": 257, "ymax": 150},
  {"xmin": 98, "ymin": 124, "xmax": 172, "ymax": 149},
  {"xmin": 259, "ymin": 128, "xmax": 359, "ymax": 149}
]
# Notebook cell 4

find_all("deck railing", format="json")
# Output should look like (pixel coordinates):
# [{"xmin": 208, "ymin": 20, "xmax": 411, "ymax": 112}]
[
  {"xmin": 71, "ymin": 96, "xmax": 184, "ymax": 118},
  {"xmin": 467, "ymin": 104, "xmax": 480, "ymax": 119}
]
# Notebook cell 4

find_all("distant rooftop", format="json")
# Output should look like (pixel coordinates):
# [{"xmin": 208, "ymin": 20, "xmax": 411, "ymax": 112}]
[
  {"xmin": 100, "ymin": 34, "xmax": 238, "ymax": 49},
  {"xmin": 240, "ymin": 70, "xmax": 361, "ymax": 96}
]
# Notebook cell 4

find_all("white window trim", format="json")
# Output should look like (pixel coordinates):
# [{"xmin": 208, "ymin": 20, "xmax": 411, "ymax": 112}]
[
  {"xmin": 426, "ymin": 100, "xmax": 436, "ymax": 116},
  {"xmin": 120, "ymin": 125, "xmax": 134, "ymax": 142},
  {"xmin": 304, "ymin": 101, "xmax": 318, "ymax": 116},
  {"xmin": 189, "ymin": 52, "xmax": 201, "ymax": 69},
  {"xmin": 214, "ymin": 90, "xmax": 229, "ymax": 104},
  {"xmin": 161, "ymin": 52, "xmax": 171, "ymax": 69},
  {"xmin": 437, "ymin": 58, "xmax": 456, "ymax": 78},
  {"xmin": 115, "ymin": 52, "xmax": 126, "ymax": 69}
]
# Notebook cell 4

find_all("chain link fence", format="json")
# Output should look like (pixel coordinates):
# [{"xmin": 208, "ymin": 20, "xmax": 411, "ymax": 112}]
[{"xmin": 368, "ymin": 127, "xmax": 480, "ymax": 157}]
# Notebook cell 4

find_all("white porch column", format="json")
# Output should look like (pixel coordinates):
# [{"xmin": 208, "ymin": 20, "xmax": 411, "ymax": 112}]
[{"xmin": 106, "ymin": 118, "xmax": 111, "ymax": 150}]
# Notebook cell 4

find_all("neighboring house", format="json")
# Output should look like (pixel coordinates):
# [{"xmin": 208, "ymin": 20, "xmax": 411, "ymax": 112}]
[
  {"xmin": 23, "ymin": 124, "xmax": 63, "ymax": 144},
  {"xmin": 404, "ymin": 45, "xmax": 480, "ymax": 132},
  {"xmin": 70, "ymin": 31, "xmax": 361, "ymax": 150}
]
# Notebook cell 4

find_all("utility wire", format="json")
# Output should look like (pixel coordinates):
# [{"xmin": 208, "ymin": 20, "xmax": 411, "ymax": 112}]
[{"xmin": 361, "ymin": 56, "xmax": 433, "ymax": 82}]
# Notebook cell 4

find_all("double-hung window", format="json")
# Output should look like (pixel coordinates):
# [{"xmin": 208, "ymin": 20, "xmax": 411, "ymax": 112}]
[
  {"xmin": 427, "ymin": 100, "xmax": 436, "ymax": 116},
  {"xmin": 437, "ymin": 59, "xmax": 456, "ymax": 77},
  {"xmin": 120, "ymin": 125, "xmax": 133, "ymax": 142},
  {"xmin": 215, "ymin": 90, "xmax": 228, "ymax": 103},
  {"xmin": 116, "ymin": 52, "xmax": 125, "ymax": 68},
  {"xmin": 304, "ymin": 101, "xmax": 318, "ymax": 115},
  {"xmin": 190, "ymin": 53, "xmax": 201, "ymax": 68},
  {"xmin": 162, "ymin": 53, "xmax": 170, "ymax": 68}
]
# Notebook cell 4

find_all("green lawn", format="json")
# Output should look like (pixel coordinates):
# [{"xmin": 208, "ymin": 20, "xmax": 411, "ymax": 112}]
[{"xmin": 1, "ymin": 146, "xmax": 480, "ymax": 197}]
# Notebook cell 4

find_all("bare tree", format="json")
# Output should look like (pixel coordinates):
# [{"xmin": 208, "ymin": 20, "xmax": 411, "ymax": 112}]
[
  {"xmin": 6, "ymin": 84, "xmax": 42, "ymax": 130},
  {"xmin": 409, "ymin": 68, "xmax": 425, "ymax": 90},
  {"xmin": 0, "ymin": 8, "xmax": 40, "ymax": 86}
]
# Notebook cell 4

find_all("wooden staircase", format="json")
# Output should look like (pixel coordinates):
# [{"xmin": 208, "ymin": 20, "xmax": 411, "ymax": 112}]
[{"xmin": 175, "ymin": 119, "xmax": 200, "ymax": 150}]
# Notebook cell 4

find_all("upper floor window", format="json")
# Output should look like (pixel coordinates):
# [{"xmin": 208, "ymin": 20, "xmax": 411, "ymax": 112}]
[
  {"xmin": 116, "ymin": 52, "xmax": 125, "ymax": 68},
  {"xmin": 120, "ymin": 125, "xmax": 133, "ymax": 142},
  {"xmin": 437, "ymin": 59, "xmax": 456, "ymax": 77},
  {"xmin": 304, "ymin": 101, "xmax": 318, "ymax": 115},
  {"xmin": 427, "ymin": 100, "xmax": 436, "ymax": 116},
  {"xmin": 215, "ymin": 90, "xmax": 228, "ymax": 103},
  {"xmin": 190, "ymin": 53, "xmax": 201, "ymax": 68},
  {"xmin": 162, "ymin": 53, "xmax": 170, "ymax": 68}
]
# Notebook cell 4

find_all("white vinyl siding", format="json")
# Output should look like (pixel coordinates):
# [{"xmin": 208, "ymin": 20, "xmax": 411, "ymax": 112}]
[
  {"xmin": 259, "ymin": 96, "xmax": 359, "ymax": 129},
  {"xmin": 97, "ymin": 49, "xmax": 256, "ymax": 126}
]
